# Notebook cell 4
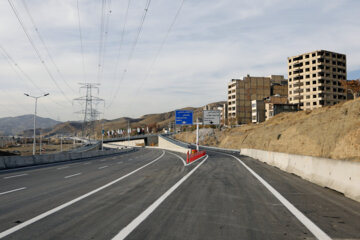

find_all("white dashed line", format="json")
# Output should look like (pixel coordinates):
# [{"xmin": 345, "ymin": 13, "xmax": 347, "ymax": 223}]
[
  {"xmin": 0, "ymin": 187, "xmax": 27, "ymax": 196},
  {"xmin": 3, "ymin": 174, "xmax": 28, "ymax": 179},
  {"xmin": 64, "ymin": 173, "xmax": 82, "ymax": 179},
  {"xmin": 98, "ymin": 166, "xmax": 108, "ymax": 169},
  {"xmin": 57, "ymin": 166, "xmax": 69, "ymax": 170},
  {"xmin": 0, "ymin": 151, "xmax": 165, "ymax": 239},
  {"xmin": 100, "ymin": 159, "xmax": 107, "ymax": 162},
  {"xmin": 83, "ymin": 162, "xmax": 91, "ymax": 165},
  {"xmin": 117, "ymin": 162, "xmax": 123, "ymax": 164}
]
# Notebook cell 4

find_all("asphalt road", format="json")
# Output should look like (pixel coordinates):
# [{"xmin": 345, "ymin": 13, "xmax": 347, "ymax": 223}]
[{"xmin": 0, "ymin": 148, "xmax": 359, "ymax": 240}]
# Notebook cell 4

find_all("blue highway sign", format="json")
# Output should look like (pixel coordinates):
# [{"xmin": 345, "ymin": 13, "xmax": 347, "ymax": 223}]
[{"xmin": 175, "ymin": 110, "xmax": 193, "ymax": 125}]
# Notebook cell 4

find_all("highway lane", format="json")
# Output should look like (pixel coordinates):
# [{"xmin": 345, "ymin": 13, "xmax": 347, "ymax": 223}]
[
  {"xmin": 0, "ymin": 148, "xmax": 359, "ymax": 239},
  {"xmin": 0, "ymin": 149, "xmax": 167, "ymax": 232}
]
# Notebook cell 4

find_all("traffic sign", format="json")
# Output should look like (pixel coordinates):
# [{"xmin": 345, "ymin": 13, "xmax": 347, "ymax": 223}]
[
  {"xmin": 175, "ymin": 110, "xmax": 193, "ymax": 125},
  {"xmin": 203, "ymin": 110, "xmax": 220, "ymax": 125}
]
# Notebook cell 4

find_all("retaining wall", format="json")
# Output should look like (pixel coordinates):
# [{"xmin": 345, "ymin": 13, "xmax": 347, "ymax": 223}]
[
  {"xmin": 241, "ymin": 148, "xmax": 360, "ymax": 203},
  {"xmin": 0, "ymin": 148, "xmax": 134, "ymax": 170},
  {"xmin": 149, "ymin": 136, "xmax": 189, "ymax": 154}
]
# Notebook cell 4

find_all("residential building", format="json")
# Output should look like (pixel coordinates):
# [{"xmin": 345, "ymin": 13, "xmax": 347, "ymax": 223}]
[
  {"xmin": 251, "ymin": 100, "xmax": 265, "ymax": 123},
  {"xmin": 227, "ymin": 75, "xmax": 287, "ymax": 125},
  {"xmin": 288, "ymin": 50, "xmax": 347, "ymax": 110},
  {"xmin": 264, "ymin": 96, "xmax": 298, "ymax": 120}
]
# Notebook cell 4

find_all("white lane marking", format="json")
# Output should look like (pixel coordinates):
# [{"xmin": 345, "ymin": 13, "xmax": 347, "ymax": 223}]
[
  {"xmin": 0, "ymin": 187, "xmax": 26, "ymax": 196},
  {"xmin": 227, "ymin": 154, "xmax": 332, "ymax": 240},
  {"xmin": 100, "ymin": 159, "xmax": 107, "ymax": 162},
  {"xmin": 57, "ymin": 166, "xmax": 69, "ymax": 170},
  {"xmin": 117, "ymin": 162, "xmax": 123, "ymax": 164},
  {"xmin": 64, "ymin": 173, "xmax": 82, "ymax": 179},
  {"xmin": 98, "ymin": 166, "xmax": 108, "ymax": 169},
  {"xmin": 167, "ymin": 151, "xmax": 186, "ymax": 166},
  {"xmin": 0, "ymin": 150, "xmax": 165, "ymax": 239},
  {"xmin": 3, "ymin": 174, "xmax": 28, "ymax": 179},
  {"xmin": 83, "ymin": 162, "xmax": 91, "ymax": 165},
  {"xmin": 112, "ymin": 155, "xmax": 208, "ymax": 240}
]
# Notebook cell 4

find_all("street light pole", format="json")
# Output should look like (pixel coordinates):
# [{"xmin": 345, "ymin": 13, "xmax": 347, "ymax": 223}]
[{"xmin": 24, "ymin": 93, "xmax": 49, "ymax": 155}]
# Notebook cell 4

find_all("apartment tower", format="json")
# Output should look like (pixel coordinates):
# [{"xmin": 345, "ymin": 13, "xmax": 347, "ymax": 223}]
[
  {"xmin": 227, "ymin": 75, "xmax": 287, "ymax": 125},
  {"xmin": 288, "ymin": 50, "xmax": 347, "ymax": 110}
]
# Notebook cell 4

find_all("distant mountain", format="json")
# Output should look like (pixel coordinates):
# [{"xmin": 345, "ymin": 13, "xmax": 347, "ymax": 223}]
[
  {"xmin": 19, "ymin": 101, "xmax": 226, "ymax": 137},
  {"xmin": 0, "ymin": 115, "xmax": 61, "ymax": 136}
]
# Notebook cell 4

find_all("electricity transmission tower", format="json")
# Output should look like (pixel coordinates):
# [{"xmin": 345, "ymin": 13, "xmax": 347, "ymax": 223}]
[{"xmin": 74, "ymin": 83, "xmax": 104, "ymax": 140}]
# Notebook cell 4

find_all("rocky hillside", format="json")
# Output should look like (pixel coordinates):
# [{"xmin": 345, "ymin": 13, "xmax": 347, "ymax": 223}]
[{"xmin": 175, "ymin": 98, "xmax": 360, "ymax": 161}]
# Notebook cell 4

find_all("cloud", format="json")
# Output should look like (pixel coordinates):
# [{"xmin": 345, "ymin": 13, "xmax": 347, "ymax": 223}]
[{"xmin": 0, "ymin": 0, "xmax": 359, "ymax": 121}]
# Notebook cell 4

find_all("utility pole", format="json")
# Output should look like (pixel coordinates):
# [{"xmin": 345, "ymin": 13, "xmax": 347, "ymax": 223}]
[
  {"xmin": 127, "ymin": 120, "xmax": 130, "ymax": 147},
  {"xmin": 39, "ymin": 130, "xmax": 42, "ymax": 155},
  {"xmin": 24, "ymin": 93, "xmax": 49, "ymax": 155},
  {"xmin": 195, "ymin": 118, "xmax": 202, "ymax": 151},
  {"xmin": 60, "ymin": 135, "xmax": 63, "ymax": 152},
  {"xmin": 101, "ymin": 122, "xmax": 104, "ymax": 151},
  {"xmin": 74, "ymin": 83, "xmax": 104, "ymax": 141}
]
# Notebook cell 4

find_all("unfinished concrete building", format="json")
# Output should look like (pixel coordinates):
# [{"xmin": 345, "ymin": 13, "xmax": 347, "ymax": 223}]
[
  {"xmin": 227, "ymin": 75, "xmax": 287, "ymax": 125},
  {"xmin": 288, "ymin": 50, "xmax": 347, "ymax": 110}
]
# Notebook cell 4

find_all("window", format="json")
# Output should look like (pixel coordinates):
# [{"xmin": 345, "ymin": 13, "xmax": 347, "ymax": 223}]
[
  {"xmin": 312, "ymin": 67, "xmax": 316, "ymax": 70},
  {"xmin": 313, "ymin": 102, "xmax": 317, "ymax": 105},
  {"xmin": 306, "ymin": 75, "xmax": 310, "ymax": 79},
  {"xmin": 332, "ymin": 61, "xmax": 336, "ymax": 65},
  {"xmin": 312, "ymin": 80, "xmax": 316, "ymax": 84},
  {"xmin": 289, "ymin": 78, "xmax": 292, "ymax": 82},
  {"xmin": 289, "ymin": 66, "xmax": 292, "ymax": 69},
  {"xmin": 289, "ymin": 72, "xmax": 292, "ymax": 75},
  {"xmin": 290, "ymin": 97, "xmax": 292, "ymax": 101},
  {"xmin": 289, "ymin": 59, "xmax": 292, "ymax": 63},
  {"xmin": 313, "ymin": 88, "xmax": 316, "ymax": 91},
  {"xmin": 306, "ymin": 88, "xmax": 310, "ymax": 92},
  {"xmin": 305, "ymin": 61, "xmax": 310, "ymax": 65},
  {"xmin": 313, "ymin": 95, "xmax": 316, "ymax": 98},
  {"xmin": 305, "ymin": 54, "xmax": 309, "ymax": 58},
  {"xmin": 312, "ymin": 73, "xmax": 316, "ymax": 77},
  {"xmin": 312, "ymin": 60, "xmax": 316, "ymax": 64},
  {"xmin": 306, "ymin": 95, "xmax": 310, "ymax": 99},
  {"xmin": 289, "ymin": 91, "xmax": 292, "ymax": 94},
  {"xmin": 312, "ymin": 53, "xmax": 316, "ymax": 57},
  {"xmin": 306, "ymin": 82, "xmax": 310, "ymax": 85},
  {"xmin": 306, "ymin": 68, "xmax": 310, "ymax": 72},
  {"xmin": 306, "ymin": 102, "xmax": 311, "ymax": 106}
]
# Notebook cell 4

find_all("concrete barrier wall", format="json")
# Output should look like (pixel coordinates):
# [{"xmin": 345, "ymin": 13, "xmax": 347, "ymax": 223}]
[
  {"xmin": 0, "ymin": 148, "xmax": 134, "ymax": 170},
  {"xmin": 155, "ymin": 136, "xmax": 189, "ymax": 154},
  {"xmin": 241, "ymin": 148, "xmax": 360, "ymax": 203}
]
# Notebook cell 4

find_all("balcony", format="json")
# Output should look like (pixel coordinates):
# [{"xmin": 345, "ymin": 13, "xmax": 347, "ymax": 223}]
[
  {"xmin": 293, "ymin": 95, "xmax": 304, "ymax": 100},
  {"xmin": 293, "ymin": 88, "xmax": 304, "ymax": 93}
]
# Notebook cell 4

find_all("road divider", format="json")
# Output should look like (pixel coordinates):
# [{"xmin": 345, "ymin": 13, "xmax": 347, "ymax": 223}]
[{"xmin": 186, "ymin": 150, "xmax": 206, "ymax": 164}]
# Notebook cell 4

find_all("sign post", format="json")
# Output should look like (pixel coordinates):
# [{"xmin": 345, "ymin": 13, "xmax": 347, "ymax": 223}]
[
  {"xmin": 203, "ymin": 110, "xmax": 221, "ymax": 125},
  {"xmin": 175, "ymin": 110, "xmax": 193, "ymax": 125}
]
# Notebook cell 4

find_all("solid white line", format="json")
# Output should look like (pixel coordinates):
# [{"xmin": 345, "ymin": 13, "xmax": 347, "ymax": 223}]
[
  {"xmin": 3, "ymin": 174, "xmax": 28, "ymax": 179},
  {"xmin": 0, "ymin": 187, "xmax": 26, "ymax": 196},
  {"xmin": 57, "ymin": 166, "xmax": 69, "ymax": 170},
  {"xmin": 0, "ymin": 150, "xmax": 165, "ymax": 239},
  {"xmin": 112, "ymin": 155, "xmax": 208, "ymax": 240},
  {"xmin": 227, "ymin": 153, "xmax": 332, "ymax": 240},
  {"xmin": 167, "ymin": 151, "xmax": 186, "ymax": 166},
  {"xmin": 83, "ymin": 162, "xmax": 91, "ymax": 165},
  {"xmin": 117, "ymin": 162, "xmax": 123, "ymax": 164},
  {"xmin": 98, "ymin": 166, "xmax": 108, "ymax": 169},
  {"xmin": 64, "ymin": 173, "xmax": 82, "ymax": 179}
]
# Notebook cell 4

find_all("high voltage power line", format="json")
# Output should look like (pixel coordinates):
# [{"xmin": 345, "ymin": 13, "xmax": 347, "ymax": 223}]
[
  {"xmin": 107, "ymin": 0, "xmax": 152, "ymax": 108},
  {"xmin": 111, "ymin": 0, "xmax": 131, "ymax": 84},
  {"xmin": 97, "ymin": 0, "xmax": 112, "ymax": 84},
  {"xmin": 7, "ymin": 0, "xmax": 72, "ymax": 104},
  {"xmin": 76, "ymin": 0, "xmax": 87, "ymax": 84},
  {"xmin": 0, "ymin": 45, "xmax": 66, "ymax": 109},
  {"xmin": 21, "ymin": 0, "xmax": 76, "ymax": 94}
]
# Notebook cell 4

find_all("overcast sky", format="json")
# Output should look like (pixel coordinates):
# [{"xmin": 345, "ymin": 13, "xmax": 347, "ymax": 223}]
[{"xmin": 0, "ymin": 0, "xmax": 359, "ymax": 121}]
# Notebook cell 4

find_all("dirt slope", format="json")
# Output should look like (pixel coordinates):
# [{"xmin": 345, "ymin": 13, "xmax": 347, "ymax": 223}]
[{"xmin": 175, "ymin": 98, "xmax": 360, "ymax": 161}]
